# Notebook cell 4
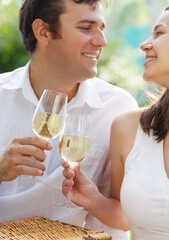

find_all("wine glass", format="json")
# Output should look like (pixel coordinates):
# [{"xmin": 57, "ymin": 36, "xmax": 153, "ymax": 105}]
[
  {"xmin": 57, "ymin": 113, "xmax": 91, "ymax": 208},
  {"xmin": 31, "ymin": 89, "xmax": 68, "ymax": 184},
  {"xmin": 32, "ymin": 89, "xmax": 67, "ymax": 140}
]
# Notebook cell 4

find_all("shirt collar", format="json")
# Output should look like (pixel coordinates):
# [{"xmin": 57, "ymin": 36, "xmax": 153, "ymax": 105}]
[
  {"xmin": 76, "ymin": 79, "xmax": 103, "ymax": 109},
  {"xmin": 1, "ymin": 61, "xmax": 30, "ymax": 90},
  {"xmin": 67, "ymin": 79, "xmax": 103, "ymax": 110},
  {"xmin": 1, "ymin": 61, "xmax": 103, "ymax": 109},
  {"xmin": 1, "ymin": 61, "xmax": 38, "ymax": 106}
]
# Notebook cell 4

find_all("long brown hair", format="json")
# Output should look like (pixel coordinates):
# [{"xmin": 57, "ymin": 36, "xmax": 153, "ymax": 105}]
[{"xmin": 140, "ymin": 89, "xmax": 169, "ymax": 142}]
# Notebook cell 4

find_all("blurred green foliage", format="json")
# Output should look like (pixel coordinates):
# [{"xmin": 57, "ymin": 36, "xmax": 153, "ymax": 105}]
[
  {"xmin": 116, "ymin": 0, "xmax": 150, "ymax": 27},
  {"xmin": 97, "ymin": 0, "xmax": 153, "ymax": 106},
  {"xmin": 0, "ymin": 1, "xmax": 29, "ymax": 73},
  {"xmin": 98, "ymin": 46, "xmax": 147, "ymax": 106}
]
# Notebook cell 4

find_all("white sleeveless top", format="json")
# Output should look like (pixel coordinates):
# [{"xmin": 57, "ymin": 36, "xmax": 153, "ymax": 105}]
[{"xmin": 121, "ymin": 124, "xmax": 169, "ymax": 240}]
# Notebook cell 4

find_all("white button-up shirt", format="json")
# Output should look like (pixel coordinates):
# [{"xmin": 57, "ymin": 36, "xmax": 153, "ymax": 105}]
[{"xmin": 0, "ymin": 62, "xmax": 138, "ymax": 239}]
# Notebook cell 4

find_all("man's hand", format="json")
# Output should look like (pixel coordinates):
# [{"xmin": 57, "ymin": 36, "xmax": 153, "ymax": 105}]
[
  {"xmin": 0, "ymin": 136, "xmax": 52, "ymax": 183},
  {"xmin": 62, "ymin": 161, "xmax": 100, "ymax": 210}
]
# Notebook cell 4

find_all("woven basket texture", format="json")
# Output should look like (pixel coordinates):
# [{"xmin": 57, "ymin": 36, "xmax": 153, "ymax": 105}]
[{"xmin": 0, "ymin": 216, "xmax": 112, "ymax": 240}]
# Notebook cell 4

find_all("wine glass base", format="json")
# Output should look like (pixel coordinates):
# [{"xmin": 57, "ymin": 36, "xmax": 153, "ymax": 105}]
[{"xmin": 54, "ymin": 202, "xmax": 84, "ymax": 209}]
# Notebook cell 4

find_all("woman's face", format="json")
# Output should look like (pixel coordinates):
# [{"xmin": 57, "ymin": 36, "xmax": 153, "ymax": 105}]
[{"xmin": 140, "ymin": 9, "xmax": 169, "ymax": 88}]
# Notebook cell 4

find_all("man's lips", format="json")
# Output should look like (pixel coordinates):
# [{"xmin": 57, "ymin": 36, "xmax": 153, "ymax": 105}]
[{"xmin": 82, "ymin": 52, "xmax": 100, "ymax": 61}]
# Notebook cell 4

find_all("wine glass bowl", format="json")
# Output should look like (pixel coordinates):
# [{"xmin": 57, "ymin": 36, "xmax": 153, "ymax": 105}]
[
  {"xmin": 32, "ymin": 89, "xmax": 68, "ymax": 140},
  {"xmin": 59, "ymin": 135, "xmax": 91, "ymax": 167}
]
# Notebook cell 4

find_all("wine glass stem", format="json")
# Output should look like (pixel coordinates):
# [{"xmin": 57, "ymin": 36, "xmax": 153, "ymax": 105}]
[
  {"xmin": 66, "ymin": 177, "xmax": 73, "ymax": 205},
  {"xmin": 66, "ymin": 191, "xmax": 71, "ymax": 204}
]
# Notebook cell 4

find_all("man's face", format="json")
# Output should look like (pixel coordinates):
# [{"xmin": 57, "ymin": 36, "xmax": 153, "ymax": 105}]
[{"xmin": 47, "ymin": 0, "xmax": 107, "ymax": 83}]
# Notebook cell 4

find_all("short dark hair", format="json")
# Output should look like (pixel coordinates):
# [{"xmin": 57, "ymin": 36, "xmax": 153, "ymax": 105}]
[{"xmin": 19, "ymin": 0, "xmax": 100, "ymax": 53}]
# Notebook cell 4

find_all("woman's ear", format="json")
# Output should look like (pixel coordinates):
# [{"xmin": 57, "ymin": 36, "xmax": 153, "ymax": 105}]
[{"xmin": 32, "ymin": 19, "xmax": 51, "ymax": 46}]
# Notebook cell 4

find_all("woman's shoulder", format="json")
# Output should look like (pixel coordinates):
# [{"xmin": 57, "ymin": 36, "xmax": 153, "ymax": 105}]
[
  {"xmin": 111, "ymin": 109, "xmax": 143, "ymax": 160},
  {"xmin": 112, "ymin": 109, "xmax": 142, "ymax": 132}
]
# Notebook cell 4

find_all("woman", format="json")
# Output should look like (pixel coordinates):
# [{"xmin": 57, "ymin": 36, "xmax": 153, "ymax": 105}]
[{"xmin": 62, "ymin": 5, "xmax": 169, "ymax": 240}]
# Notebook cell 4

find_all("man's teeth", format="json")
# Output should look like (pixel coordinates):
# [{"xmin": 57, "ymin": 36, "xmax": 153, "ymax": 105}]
[{"xmin": 83, "ymin": 53, "xmax": 97, "ymax": 59}]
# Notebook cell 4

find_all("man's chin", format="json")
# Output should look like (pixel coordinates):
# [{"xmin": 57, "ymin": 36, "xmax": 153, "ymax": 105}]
[
  {"xmin": 79, "ymin": 67, "xmax": 97, "ymax": 80},
  {"xmin": 86, "ymin": 69, "xmax": 97, "ymax": 79}
]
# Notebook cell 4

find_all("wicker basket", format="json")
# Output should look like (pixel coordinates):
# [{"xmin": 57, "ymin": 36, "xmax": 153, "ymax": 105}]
[{"xmin": 0, "ymin": 216, "xmax": 112, "ymax": 240}]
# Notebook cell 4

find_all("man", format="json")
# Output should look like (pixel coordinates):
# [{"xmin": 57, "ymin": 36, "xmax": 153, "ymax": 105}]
[{"xmin": 0, "ymin": 0, "xmax": 137, "ymax": 239}]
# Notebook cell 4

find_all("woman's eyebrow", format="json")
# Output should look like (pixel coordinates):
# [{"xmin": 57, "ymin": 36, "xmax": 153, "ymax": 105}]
[{"xmin": 153, "ymin": 24, "xmax": 164, "ymax": 31}]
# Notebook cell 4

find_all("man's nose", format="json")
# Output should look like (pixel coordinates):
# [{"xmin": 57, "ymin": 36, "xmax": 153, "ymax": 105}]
[{"xmin": 91, "ymin": 30, "xmax": 107, "ymax": 48}]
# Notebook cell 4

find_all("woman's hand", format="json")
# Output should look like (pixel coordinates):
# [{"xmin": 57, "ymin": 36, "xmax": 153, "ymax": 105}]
[
  {"xmin": 62, "ymin": 161, "xmax": 100, "ymax": 210},
  {"xmin": 62, "ymin": 161, "xmax": 129, "ymax": 230}
]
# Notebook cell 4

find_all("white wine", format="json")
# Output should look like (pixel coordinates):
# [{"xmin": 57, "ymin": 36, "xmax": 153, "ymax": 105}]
[
  {"xmin": 59, "ymin": 135, "xmax": 91, "ymax": 163},
  {"xmin": 32, "ymin": 112, "xmax": 65, "ymax": 139}
]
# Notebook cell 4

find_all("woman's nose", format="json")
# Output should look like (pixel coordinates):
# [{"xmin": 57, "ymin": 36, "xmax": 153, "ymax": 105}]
[{"xmin": 140, "ymin": 38, "xmax": 153, "ymax": 52}]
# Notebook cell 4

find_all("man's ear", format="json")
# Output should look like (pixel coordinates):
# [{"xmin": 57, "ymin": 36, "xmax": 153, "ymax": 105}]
[{"xmin": 32, "ymin": 19, "xmax": 51, "ymax": 46}]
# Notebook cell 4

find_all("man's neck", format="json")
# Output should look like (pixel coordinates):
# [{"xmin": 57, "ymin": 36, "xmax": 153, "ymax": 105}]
[{"xmin": 29, "ymin": 60, "xmax": 80, "ymax": 102}]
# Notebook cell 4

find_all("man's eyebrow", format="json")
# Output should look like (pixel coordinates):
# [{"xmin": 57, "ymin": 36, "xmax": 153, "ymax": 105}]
[
  {"xmin": 154, "ymin": 24, "xmax": 164, "ymax": 31},
  {"xmin": 77, "ymin": 19, "xmax": 106, "ymax": 28}
]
